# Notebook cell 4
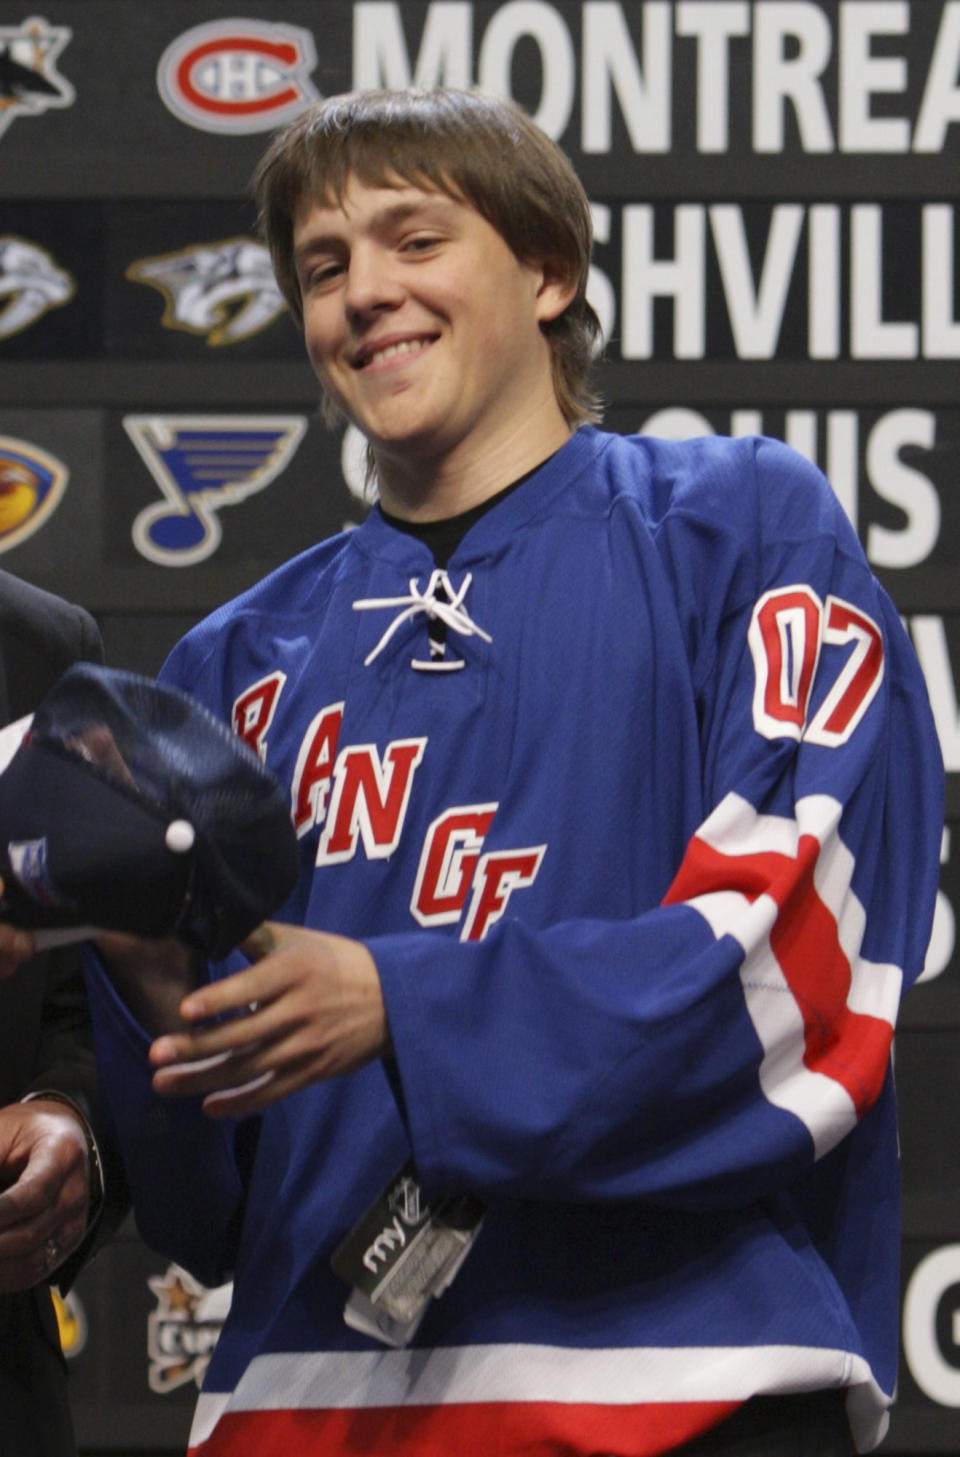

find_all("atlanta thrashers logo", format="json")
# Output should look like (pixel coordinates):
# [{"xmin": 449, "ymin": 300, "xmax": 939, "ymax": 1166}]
[{"xmin": 0, "ymin": 435, "xmax": 68, "ymax": 551}]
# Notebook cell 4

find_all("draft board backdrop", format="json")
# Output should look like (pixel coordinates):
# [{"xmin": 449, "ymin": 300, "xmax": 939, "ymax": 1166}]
[{"xmin": 1, "ymin": 1, "xmax": 958, "ymax": 1451}]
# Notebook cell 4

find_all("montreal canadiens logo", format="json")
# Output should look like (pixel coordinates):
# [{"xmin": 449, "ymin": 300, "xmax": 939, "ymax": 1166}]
[{"xmin": 157, "ymin": 19, "xmax": 319, "ymax": 134}]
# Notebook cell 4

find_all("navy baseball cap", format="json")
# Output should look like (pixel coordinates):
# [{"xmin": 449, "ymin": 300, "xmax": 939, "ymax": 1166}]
[{"xmin": 0, "ymin": 663, "xmax": 299, "ymax": 958}]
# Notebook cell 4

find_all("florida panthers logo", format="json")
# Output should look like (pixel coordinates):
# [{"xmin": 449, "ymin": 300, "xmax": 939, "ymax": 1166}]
[
  {"xmin": 0, "ymin": 236, "xmax": 74, "ymax": 338},
  {"xmin": 127, "ymin": 239, "xmax": 287, "ymax": 346}
]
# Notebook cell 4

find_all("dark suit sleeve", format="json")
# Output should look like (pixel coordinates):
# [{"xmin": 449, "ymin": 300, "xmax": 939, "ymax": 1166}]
[
  {"xmin": 0, "ymin": 582, "xmax": 102, "ymax": 721},
  {"xmin": 1, "ymin": 582, "xmax": 130, "ymax": 1281},
  {"xmin": 27, "ymin": 942, "xmax": 131, "ymax": 1281}
]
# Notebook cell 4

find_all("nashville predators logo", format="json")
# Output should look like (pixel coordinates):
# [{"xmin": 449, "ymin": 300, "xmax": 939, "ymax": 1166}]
[
  {"xmin": 0, "ymin": 436, "xmax": 68, "ymax": 550},
  {"xmin": 52, "ymin": 1287, "xmax": 87, "ymax": 1359},
  {"xmin": 0, "ymin": 236, "xmax": 74, "ymax": 338},
  {"xmin": 147, "ymin": 1264, "xmax": 233, "ymax": 1394},
  {"xmin": 126, "ymin": 238, "xmax": 286, "ymax": 346}
]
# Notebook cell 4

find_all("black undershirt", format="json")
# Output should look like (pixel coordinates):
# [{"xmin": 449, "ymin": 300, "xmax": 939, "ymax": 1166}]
[
  {"xmin": 379, "ymin": 467, "xmax": 544, "ymax": 657},
  {"xmin": 379, "ymin": 469, "xmax": 533, "ymax": 569}
]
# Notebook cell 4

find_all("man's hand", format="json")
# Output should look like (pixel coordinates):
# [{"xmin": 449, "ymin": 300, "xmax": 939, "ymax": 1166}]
[
  {"xmin": 94, "ymin": 930, "xmax": 206, "ymax": 1035},
  {"xmin": 0, "ymin": 879, "xmax": 36, "ymax": 977},
  {"xmin": 149, "ymin": 923, "xmax": 389, "ymax": 1118},
  {"xmin": 0, "ymin": 924, "xmax": 35, "ymax": 978},
  {"xmin": 0, "ymin": 1101, "xmax": 90, "ymax": 1292}
]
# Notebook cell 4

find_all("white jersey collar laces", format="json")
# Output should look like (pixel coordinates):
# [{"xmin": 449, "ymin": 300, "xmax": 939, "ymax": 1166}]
[{"xmin": 353, "ymin": 568, "xmax": 492, "ymax": 672}]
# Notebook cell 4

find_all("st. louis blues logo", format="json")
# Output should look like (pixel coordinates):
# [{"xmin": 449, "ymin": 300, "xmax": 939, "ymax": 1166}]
[
  {"xmin": 0, "ymin": 435, "xmax": 68, "ymax": 550},
  {"xmin": 126, "ymin": 238, "xmax": 286, "ymax": 346},
  {"xmin": 125, "ymin": 414, "xmax": 307, "ymax": 566},
  {"xmin": 156, "ymin": 19, "xmax": 319, "ymax": 134},
  {"xmin": 0, "ymin": 17, "xmax": 74, "ymax": 141},
  {"xmin": 0, "ymin": 235, "xmax": 74, "ymax": 338}
]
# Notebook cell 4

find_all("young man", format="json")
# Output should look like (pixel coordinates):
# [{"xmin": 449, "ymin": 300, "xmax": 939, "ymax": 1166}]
[{"xmin": 80, "ymin": 89, "xmax": 942, "ymax": 1456}]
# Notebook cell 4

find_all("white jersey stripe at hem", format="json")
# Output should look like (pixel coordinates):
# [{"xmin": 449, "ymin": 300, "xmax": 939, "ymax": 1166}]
[{"xmin": 189, "ymin": 1342, "xmax": 887, "ymax": 1450}]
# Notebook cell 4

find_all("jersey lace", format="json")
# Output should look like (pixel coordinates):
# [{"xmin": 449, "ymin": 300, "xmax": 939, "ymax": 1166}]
[{"xmin": 353, "ymin": 569, "xmax": 493, "ymax": 672}]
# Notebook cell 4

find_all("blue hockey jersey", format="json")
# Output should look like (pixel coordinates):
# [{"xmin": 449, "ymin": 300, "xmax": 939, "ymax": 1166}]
[{"xmin": 84, "ymin": 427, "xmax": 944, "ymax": 1456}]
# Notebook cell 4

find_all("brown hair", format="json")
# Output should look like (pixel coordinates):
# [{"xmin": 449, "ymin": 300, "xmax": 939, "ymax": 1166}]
[{"xmin": 252, "ymin": 87, "xmax": 603, "ymax": 427}]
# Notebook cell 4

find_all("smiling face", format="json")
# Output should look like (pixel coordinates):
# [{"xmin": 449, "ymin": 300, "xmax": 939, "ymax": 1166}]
[{"xmin": 292, "ymin": 177, "xmax": 575, "ymax": 514}]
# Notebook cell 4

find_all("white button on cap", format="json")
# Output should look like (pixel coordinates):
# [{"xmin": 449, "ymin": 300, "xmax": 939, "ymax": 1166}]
[{"xmin": 165, "ymin": 819, "xmax": 196, "ymax": 854}]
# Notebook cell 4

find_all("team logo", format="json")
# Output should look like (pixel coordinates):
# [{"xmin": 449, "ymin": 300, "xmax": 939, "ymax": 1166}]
[
  {"xmin": 156, "ymin": 19, "xmax": 319, "ymax": 134},
  {"xmin": 7, "ymin": 835, "xmax": 70, "ymax": 908},
  {"xmin": 126, "ymin": 238, "xmax": 286, "ymax": 346},
  {"xmin": 0, "ymin": 235, "xmax": 74, "ymax": 338},
  {"xmin": 0, "ymin": 434, "xmax": 68, "ymax": 550},
  {"xmin": 125, "ymin": 413, "xmax": 307, "ymax": 566},
  {"xmin": 52, "ymin": 1286, "xmax": 88, "ymax": 1359},
  {"xmin": 389, "ymin": 1174, "xmax": 426, "ymax": 1227},
  {"xmin": 0, "ymin": 17, "xmax": 74, "ymax": 141},
  {"xmin": 147, "ymin": 1264, "xmax": 232, "ymax": 1394}
]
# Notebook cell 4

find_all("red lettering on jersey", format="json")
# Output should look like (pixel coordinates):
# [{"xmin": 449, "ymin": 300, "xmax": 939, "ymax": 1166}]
[
  {"xmin": 749, "ymin": 586, "xmax": 821, "ymax": 738},
  {"xmin": 318, "ymin": 739, "xmax": 427, "ymax": 865},
  {"xmin": 462, "ymin": 846, "xmax": 546, "ymax": 942},
  {"xmin": 291, "ymin": 702, "xmax": 344, "ymax": 837},
  {"xmin": 749, "ymin": 586, "xmax": 884, "ymax": 747},
  {"xmin": 411, "ymin": 804, "xmax": 498, "ymax": 926},
  {"xmin": 806, "ymin": 597, "xmax": 884, "ymax": 746},
  {"xmin": 232, "ymin": 672, "xmax": 285, "ymax": 759}
]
